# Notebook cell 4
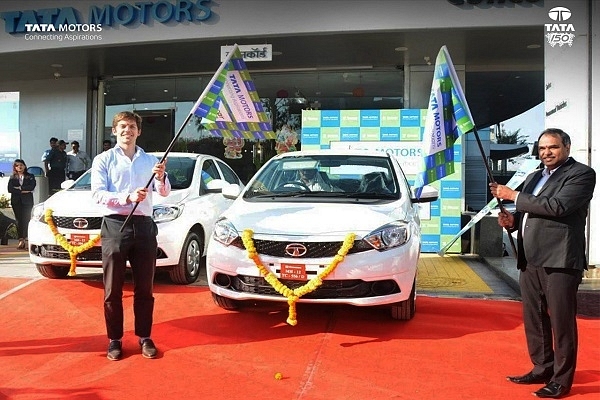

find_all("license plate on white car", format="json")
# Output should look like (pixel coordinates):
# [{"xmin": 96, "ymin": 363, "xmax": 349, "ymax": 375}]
[
  {"xmin": 280, "ymin": 263, "xmax": 307, "ymax": 280},
  {"xmin": 68, "ymin": 233, "xmax": 90, "ymax": 246}
]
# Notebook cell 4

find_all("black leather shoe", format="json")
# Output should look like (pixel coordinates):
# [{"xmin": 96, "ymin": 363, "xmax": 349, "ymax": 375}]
[
  {"xmin": 507, "ymin": 371, "xmax": 551, "ymax": 384},
  {"xmin": 140, "ymin": 338, "xmax": 157, "ymax": 359},
  {"xmin": 533, "ymin": 382, "xmax": 570, "ymax": 398},
  {"xmin": 107, "ymin": 340, "xmax": 122, "ymax": 361}
]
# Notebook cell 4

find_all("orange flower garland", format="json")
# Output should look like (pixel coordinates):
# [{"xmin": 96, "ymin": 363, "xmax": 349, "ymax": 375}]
[
  {"xmin": 242, "ymin": 229, "xmax": 355, "ymax": 326},
  {"xmin": 44, "ymin": 209, "xmax": 101, "ymax": 276}
]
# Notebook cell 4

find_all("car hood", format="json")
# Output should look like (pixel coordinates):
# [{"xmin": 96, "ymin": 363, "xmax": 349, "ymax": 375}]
[
  {"xmin": 153, "ymin": 189, "xmax": 189, "ymax": 205},
  {"xmin": 43, "ymin": 189, "xmax": 189, "ymax": 216},
  {"xmin": 43, "ymin": 190, "xmax": 103, "ymax": 216},
  {"xmin": 224, "ymin": 200, "xmax": 410, "ymax": 238}
]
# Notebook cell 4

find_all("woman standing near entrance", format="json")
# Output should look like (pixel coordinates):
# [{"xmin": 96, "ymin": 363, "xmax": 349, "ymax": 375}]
[{"xmin": 7, "ymin": 159, "xmax": 36, "ymax": 249}]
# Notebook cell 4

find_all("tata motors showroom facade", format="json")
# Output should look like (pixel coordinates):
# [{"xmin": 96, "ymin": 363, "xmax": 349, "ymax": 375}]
[{"xmin": 0, "ymin": 0, "xmax": 598, "ymax": 263}]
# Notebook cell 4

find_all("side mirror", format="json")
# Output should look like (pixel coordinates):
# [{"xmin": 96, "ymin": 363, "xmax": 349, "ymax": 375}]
[
  {"xmin": 61, "ymin": 179, "xmax": 75, "ymax": 189},
  {"xmin": 205, "ymin": 179, "xmax": 228, "ymax": 193},
  {"xmin": 410, "ymin": 185, "xmax": 439, "ymax": 203},
  {"xmin": 221, "ymin": 183, "xmax": 242, "ymax": 200}
]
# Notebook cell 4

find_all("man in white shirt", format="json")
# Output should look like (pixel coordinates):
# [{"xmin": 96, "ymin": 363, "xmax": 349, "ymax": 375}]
[
  {"xmin": 66, "ymin": 141, "xmax": 92, "ymax": 180},
  {"xmin": 91, "ymin": 111, "xmax": 170, "ymax": 361}
]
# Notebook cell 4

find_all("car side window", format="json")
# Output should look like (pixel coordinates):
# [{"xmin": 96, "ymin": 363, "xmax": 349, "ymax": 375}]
[{"xmin": 216, "ymin": 160, "xmax": 240, "ymax": 185}]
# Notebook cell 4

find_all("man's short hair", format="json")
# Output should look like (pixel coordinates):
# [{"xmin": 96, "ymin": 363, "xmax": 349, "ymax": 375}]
[
  {"xmin": 71, "ymin": 140, "xmax": 79, "ymax": 146},
  {"xmin": 112, "ymin": 111, "xmax": 142, "ymax": 130},
  {"xmin": 50, "ymin": 137, "xmax": 58, "ymax": 143}
]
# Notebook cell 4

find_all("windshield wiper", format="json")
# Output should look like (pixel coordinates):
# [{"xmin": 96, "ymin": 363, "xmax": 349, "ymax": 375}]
[
  {"xmin": 247, "ymin": 191, "xmax": 397, "ymax": 200},
  {"xmin": 307, "ymin": 191, "xmax": 397, "ymax": 199},
  {"xmin": 247, "ymin": 191, "xmax": 310, "ymax": 198}
]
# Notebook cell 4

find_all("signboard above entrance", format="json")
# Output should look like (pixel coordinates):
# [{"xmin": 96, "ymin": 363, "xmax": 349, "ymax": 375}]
[
  {"xmin": 1, "ymin": 0, "xmax": 215, "ymax": 34},
  {"xmin": 221, "ymin": 45, "xmax": 272, "ymax": 62}
]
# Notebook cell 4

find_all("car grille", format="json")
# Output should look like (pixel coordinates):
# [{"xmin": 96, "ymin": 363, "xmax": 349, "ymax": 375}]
[
  {"xmin": 225, "ymin": 275, "xmax": 399, "ymax": 299},
  {"xmin": 46, "ymin": 216, "xmax": 104, "ymax": 230},
  {"xmin": 37, "ymin": 244, "xmax": 103, "ymax": 261},
  {"xmin": 231, "ymin": 237, "xmax": 373, "ymax": 258},
  {"xmin": 34, "ymin": 244, "xmax": 167, "ymax": 261}
]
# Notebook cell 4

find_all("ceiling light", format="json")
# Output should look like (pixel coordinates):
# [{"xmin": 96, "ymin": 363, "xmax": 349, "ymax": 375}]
[
  {"xmin": 527, "ymin": 44, "xmax": 541, "ymax": 49},
  {"xmin": 272, "ymin": 51, "xmax": 283, "ymax": 56},
  {"xmin": 154, "ymin": 56, "xmax": 167, "ymax": 61},
  {"xmin": 50, "ymin": 63, "xmax": 63, "ymax": 68},
  {"xmin": 395, "ymin": 46, "xmax": 408, "ymax": 52}
]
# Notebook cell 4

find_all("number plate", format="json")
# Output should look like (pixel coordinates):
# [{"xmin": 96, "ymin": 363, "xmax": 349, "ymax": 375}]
[
  {"xmin": 280, "ymin": 263, "xmax": 307, "ymax": 280},
  {"xmin": 69, "ymin": 233, "xmax": 89, "ymax": 246}
]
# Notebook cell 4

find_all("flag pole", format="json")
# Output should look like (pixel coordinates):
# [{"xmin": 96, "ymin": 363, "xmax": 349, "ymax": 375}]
[
  {"xmin": 469, "ymin": 126, "xmax": 519, "ymax": 257},
  {"xmin": 119, "ymin": 45, "xmax": 239, "ymax": 232}
]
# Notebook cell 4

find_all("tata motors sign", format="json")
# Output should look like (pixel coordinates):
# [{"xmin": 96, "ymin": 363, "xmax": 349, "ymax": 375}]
[{"xmin": 1, "ymin": 0, "xmax": 214, "ymax": 34}]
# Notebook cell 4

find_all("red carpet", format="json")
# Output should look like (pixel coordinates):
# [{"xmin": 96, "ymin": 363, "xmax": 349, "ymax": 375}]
[{"xmin": 0, "ymin": 278, "xmax": 598, "ymax": 400}]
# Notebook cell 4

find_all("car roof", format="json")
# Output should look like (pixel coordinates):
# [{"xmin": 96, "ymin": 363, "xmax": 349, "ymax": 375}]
[{"xmin": 148, "ymin": 152, "xmax": 214, "ymax": 159}]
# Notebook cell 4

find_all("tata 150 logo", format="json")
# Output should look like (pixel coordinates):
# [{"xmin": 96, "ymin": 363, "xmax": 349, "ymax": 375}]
[{"xmin": 545, "ymin": 6, "xmax": 575, "ymax": 47}]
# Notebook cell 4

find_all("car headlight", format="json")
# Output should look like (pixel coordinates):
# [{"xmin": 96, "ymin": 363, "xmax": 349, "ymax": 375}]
[
  {"xmin": 153, "ymin": 204, "xmax": 183, "ymax": 223},
  {"xmin": 31, "ymin": 203, "xmax": 46, "ymax": 222},
  {"xmin": 364, "ymin": 221, "xmax": 410, "ymax": 250},
  {"xmin": 212, "ymin": 218, "xmax": 240, "ymax": 246}
]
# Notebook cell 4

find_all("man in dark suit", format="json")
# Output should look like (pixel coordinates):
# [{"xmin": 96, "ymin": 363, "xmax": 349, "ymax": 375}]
[{"xmin": 489, "ymin": 128, "xmax": 596, "ymax": 399}]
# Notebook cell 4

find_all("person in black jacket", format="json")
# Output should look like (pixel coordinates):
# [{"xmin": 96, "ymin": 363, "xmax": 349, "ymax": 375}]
[
  {"xmin": 46, "ymin": 139, "xmax": 68, "ymax": 194},
  {"xmin": 490, "ymin": 128, "xmax": 596, "ymax": 399},
  {"xmin": 7, "ymin": 159, "xmax": 36, "ymax": 249}
]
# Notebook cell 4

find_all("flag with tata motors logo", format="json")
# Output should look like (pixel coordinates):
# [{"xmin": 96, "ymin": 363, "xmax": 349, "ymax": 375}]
[
  {"xmin": 413, "ymin": 45, "xmax": 475, "ymax": 197},
  {"xmin": 190, "ymin": 44, "xmax": 275, "ymax": 140}
]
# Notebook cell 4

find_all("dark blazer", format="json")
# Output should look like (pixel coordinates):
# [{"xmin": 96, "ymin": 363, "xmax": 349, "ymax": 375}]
[
  {"xmin": 7, "ymin": 173, "xmax": 36, "ymax": 206},
  {"xmin": 514, "ymin": 157, "xmax": 596, "ymax": 271}
]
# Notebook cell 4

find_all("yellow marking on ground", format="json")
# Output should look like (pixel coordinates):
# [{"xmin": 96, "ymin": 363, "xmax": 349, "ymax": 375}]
[{"xmin": 417, "ymin": 254, "xmax": 493, "ymax": 293}]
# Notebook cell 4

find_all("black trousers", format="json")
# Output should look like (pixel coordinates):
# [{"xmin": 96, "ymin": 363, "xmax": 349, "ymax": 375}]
[
  {"xmin": 11, "ymin": 201, "xmax": 33, "ymax": 239},
  {"xmin": 47, "ymin": 169, "xmax": 65, "ymax": 193},
  {"xmin": 101, "ymin": 214, "xmax": 158, "ymax": 340},
  {"xmin": 520, "ymin": 265, "xmax": 582, "ymax": 389}
]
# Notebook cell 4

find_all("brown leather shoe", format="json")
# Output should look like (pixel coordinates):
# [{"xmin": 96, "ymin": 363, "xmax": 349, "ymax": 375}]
[
  {"xmin": 140, "ymin": 338, "xmax": 157, "ymax": 359},
  {"xmin": 533, "ymin": 382, "xmax": 570, "ymax": 398},
  {"xmin": 507, "ymin": 371, "xmax": 551, "ymax": 385}
]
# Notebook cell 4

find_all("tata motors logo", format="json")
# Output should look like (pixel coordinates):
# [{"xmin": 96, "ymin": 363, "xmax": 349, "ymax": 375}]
[
  {"xmin": 545, "ymin": 7, "xmax": 575, "ymax": 47},
  {"xmin": 548, "ymin": 6, "xmax": 571, "ymax": 21}
]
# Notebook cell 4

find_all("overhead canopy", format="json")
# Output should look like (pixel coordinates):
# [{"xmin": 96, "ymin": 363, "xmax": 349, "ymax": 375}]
[{"xmin": 489, "ymin": 143, "xmax": 530, "ymax": 161}]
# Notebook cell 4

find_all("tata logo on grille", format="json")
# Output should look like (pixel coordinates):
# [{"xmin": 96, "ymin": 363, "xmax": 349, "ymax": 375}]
[
  {"xmin": 285, "ymin": 243, "xmax": 307, "ymax": 257},
  {"xmin": 72, "ymin": 218, "xmax": 89, "ymax": 229}
]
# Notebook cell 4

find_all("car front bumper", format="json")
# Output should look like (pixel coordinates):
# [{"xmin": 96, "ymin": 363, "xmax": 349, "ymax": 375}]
[
  {"xmin": 206, "ymin": 237, "xmax": 420, "ymax": 306},
  {"xmin": 27, "ymin": 219, "xmax": 186, "ymax": 269}
]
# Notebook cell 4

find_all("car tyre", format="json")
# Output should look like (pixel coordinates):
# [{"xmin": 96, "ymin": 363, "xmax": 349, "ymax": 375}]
[
  {"xmin": 36, "ymin": 264, "xmax": 70, "ymax": 279},
  {"xmin": 168, "ymin": 232, "xmax": 203, "ymax": 285},
  {"xmin": 211, "ymin": 292, "xmax": 240, "ymax": 310},
  {"xmin": 390, "ymin": 278, "xmax": 416, "ymax": 320}
]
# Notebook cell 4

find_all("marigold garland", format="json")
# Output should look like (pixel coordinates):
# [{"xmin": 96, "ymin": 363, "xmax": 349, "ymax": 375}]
[
  {"xmin": 44, "ymin": 208, "xmax": 101, "ymax": 276},
  {"xmin": 241, "ymin": 229, "xmax": 355, "ymax": 326}
]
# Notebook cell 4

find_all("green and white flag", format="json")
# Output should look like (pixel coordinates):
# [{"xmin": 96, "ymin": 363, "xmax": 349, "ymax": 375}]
[
  {"xmin": 191, "ymin": 44, "xmax": 275, "ymax": 140},
  {"xmin": 414, "ymin": 45, "xmax": 475, "ymax": 197}
]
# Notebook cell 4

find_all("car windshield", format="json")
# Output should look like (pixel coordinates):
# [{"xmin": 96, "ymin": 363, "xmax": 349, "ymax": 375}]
[
  {"xmin": 68, "ymin": 157, "xmax": 196, "ymax": 191},
  {"xmin": 163, "ymin": 157, "xmax": 196, "ymax": 189},
  {"xmin": 244, "ymin": 154, "xmax": 401, "ymax": 200}
]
